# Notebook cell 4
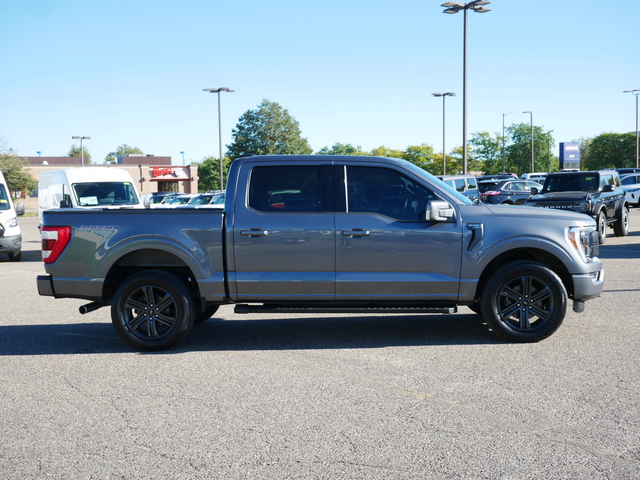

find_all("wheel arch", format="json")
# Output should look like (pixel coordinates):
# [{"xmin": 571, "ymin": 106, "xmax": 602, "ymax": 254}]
[
  {"xmin": 102, "ymin": 249, "xmax": 202, "ymax": 304},
  {"xmin": 474, "ymin": 247, "xmax": 573, "ymax": 303}
]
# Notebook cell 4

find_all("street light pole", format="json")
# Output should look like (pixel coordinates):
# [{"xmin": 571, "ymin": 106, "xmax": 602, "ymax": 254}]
[
  {"xmin": 203, "ymin": 87, "xmax": 235, "ymax": 190},
  {"xmin": 442, "ymin": 1, "xmax": 491, "ymax": 175},
  {"xmin": 71, "ymin": 136, "xmax": 91, "ymax": 167},
  {"xmin": 624, "ymin": 89, "xmax": 640, "ymax": 168},
  {"xmin": 180, "ymin": 151, "xmax": 185, "ymax": 166},
  {"xmin": 432, "ymin": 92, "xmax": 456, "ymax": 175},
  {"xmin": 502, "ymin": 112, "xmax": 513, "ymax": 173},
  {"xmin": 523, "ymin": 111, "xmax": 534, "ymax": 173}
]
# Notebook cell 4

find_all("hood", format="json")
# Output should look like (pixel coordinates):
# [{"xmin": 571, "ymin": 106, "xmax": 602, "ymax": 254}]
[
  {"xmin": 462, "ymin": 203, "xmax": 595, "ymax": 224},
  {"xmin": 528, "ymin": 191, "xmax": 591, "ymax": 202}
]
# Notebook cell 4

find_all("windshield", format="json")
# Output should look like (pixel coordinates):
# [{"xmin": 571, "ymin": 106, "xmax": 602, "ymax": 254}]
[
  {"xmin": 542, "ymin": 173, "xmax": 599, "ymax": 193},
  {"xmin": 0, "ymin": 184, "xmax": 10, "ymax": 211},
  {"xmin": 402, "ymin": 162, "xmax": 473, "ymax": 205},
  {"xmin": 73, "ymin": 182, "xmax": 140, "ymax": 206}
]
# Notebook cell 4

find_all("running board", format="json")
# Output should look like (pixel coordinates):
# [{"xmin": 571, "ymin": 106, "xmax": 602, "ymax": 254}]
[{"xmin": 234, "ymin": 304, "xmax": 457, "ymax": 315}]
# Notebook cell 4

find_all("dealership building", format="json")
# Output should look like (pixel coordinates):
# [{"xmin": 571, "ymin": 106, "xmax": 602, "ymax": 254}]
[{"xmin": 22, "ymin": 154, "xmax": 199, "ymax": 196}]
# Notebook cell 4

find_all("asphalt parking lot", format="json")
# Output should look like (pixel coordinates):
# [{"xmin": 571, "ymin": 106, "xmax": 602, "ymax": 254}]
[{"xmin": 2, "ymin": 212, "xmax": 640, "ymax": 479}]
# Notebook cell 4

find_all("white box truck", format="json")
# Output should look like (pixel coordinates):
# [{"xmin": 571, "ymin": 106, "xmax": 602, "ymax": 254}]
[
  {"xmin": 38, "ymin": 167, "xmax": 143, "ymax": 225},
  {"xmin": 0, "ymin": 171, "xmax": 25, "ymax": 262}
]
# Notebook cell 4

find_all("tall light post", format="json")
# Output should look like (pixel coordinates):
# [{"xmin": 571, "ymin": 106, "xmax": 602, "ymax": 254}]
[
  {"xmin": 71, "ymin": 136, "xmax": 91, "ymax": 167},
  {"xmin": 442, "ymin": 1, "xmax": 491, "ymax": 174},
  {"xmin": 203, "ymin": 87, "xmax": 235, "ymax": 190},
  {"xmin": 180, "ymin": 151, "xmax": 185, "ymax": 165},
  {"xmin": 432, "ymin": 92, "xmax": 456, "ymax": 175},
  {"xmin": 624, "ymin": 89, "xmax": 640, "ymax": 168},
  {"xmin": 522, "ymin": 111, "xmax": 534, "ymax": 172},
  {"xmin": 502, "ymin": 112, "xmax": 513, "ymax": 173}
]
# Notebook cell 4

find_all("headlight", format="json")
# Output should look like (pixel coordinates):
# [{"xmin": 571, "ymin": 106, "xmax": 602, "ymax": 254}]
[
  {"xmin": 7, "ymin": 217, "xmax": 18, "ymax": 228},
  {"xmin": 567, "ymin": 226, "xmax": 599, "ymax": 262},
  {"xmin": 577, "ymin": 201, "xmax": 590, "ymax": 212}
]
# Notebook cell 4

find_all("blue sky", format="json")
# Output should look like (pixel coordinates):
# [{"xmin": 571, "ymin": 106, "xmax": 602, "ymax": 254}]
[{"xmin": 1, "ymin": 0, "xmax": 638, "ymax": 164}]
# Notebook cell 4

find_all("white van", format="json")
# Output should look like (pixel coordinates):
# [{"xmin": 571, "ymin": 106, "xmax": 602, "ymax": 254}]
[
  {"xmin": 38, "ymin": 167, "xmax": 143, "ymax": 225},
  {"xmin": 0, "ymin": 171, "xmax": 25, "ymax": 262}
]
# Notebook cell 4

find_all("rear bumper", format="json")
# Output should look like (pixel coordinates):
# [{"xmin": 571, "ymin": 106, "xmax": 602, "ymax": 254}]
[
  {"xmin": 37, "ymin": 274, "xmax": 55, "ymax": 297},
  {"xmin": 37, "ymin": 274, "xmax": 104, "ymax": 301}
]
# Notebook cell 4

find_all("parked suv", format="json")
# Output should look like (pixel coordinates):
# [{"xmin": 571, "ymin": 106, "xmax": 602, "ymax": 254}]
[
  {"xmin": 525, "ymin": 170, "xmax": 629, "ymax": 244},
  {"xmin": 436, "ymin": 175, "xmax": 478, "ymax": 202},
  {"xmin": 480, "ymin": 179, "xmax": 543, "ymax": 205}
]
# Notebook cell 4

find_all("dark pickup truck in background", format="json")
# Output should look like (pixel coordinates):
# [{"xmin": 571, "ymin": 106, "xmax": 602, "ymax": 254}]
[
  {"xmin": 38, "ymin": 155, "xmax": 604, "ymax": 351},
  {"xmin": 525, "ymin": 170, "xmax": 629, "ymax": 244}
]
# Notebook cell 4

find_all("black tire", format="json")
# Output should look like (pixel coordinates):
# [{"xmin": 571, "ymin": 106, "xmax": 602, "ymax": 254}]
[
  {"xmin": 194, "ymin": 304, "xmax": 220, "ymax": 324},
  {"xmin": 111, "ymin": 270, "xmax": 196, "ymax": 351},
  {"xmin": 8, "ymin": 251, "xmax": 21, "ymax": 262},
  {"xmin": 613, "ymin": 206, "xmax": 629, "ymax": 237},
  {"xmin": 480, "ymin": 261, "xmax": 568, "ymax": 343},
  {"xmin": 596, "ymin": 211, "xmax": 607, "ymax": 245}
]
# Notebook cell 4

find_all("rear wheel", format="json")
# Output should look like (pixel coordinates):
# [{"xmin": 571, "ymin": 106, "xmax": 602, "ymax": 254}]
[
  {"xmin": 613, "ymin": 206, "xmax": 629, "ymax": 237},
  {"xmin": 480, "ymin": 261, "xmax": 567, "ymax": 343},
  {"xmin": 111, "ymin": 270, "xmax": 195, "ymax": 351}
]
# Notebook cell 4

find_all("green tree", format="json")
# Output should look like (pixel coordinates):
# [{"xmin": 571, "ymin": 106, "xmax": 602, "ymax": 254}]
[
  {"xmin": 316, "ymin": 143, "xmax": 365, "ymax": 155},
  {"xmin": 443, "ymin": 146, "xmax": 464, "ymax": 175},
  {"xmin": 403, "ymin": 144, "xmax": 437, "ymax": 172},
  {"xmin": 105, "ymin": 144, "xmax": 144, "ymax": 163},
  {"xmin": 505, "ymin": 123, "xmax": 555, "ymax": 176},
  {"xmin": 197, "ymin": 156, "xmax": 233, "ymax": 192},
  {"xmin": 0, "ymin": 149, "xmax": 38, "ymax": 195},
  {"xmin": 227, "ymin": 99, "xmax": 312, "ymax": 159},
  {"xmin": 469, "ymin": 132, "xmax": 502, "ymax": 174},
  {"xmin": 370, "ymin": 146, "xmax": 405, "ymax": 159},
  {"xmin": 581, "ymin": 133, "xmax": 636, "ymax": 170},
  {"xmin": 68, "ymin": 144, "xmax": 92, "ymax": 164}
]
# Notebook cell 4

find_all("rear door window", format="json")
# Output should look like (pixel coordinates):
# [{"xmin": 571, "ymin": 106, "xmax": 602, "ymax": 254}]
[{"xmin": 248, "ymin": 165, "xmax": 331, "ymax": 213}]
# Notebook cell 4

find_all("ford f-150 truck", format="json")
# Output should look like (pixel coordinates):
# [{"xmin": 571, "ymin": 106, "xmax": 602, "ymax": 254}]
[{"xmin": 37, "ymin": 155, "xmax": 604, "ymax": 351}]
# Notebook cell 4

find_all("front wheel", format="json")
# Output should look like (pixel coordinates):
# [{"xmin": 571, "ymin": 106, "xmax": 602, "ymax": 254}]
[
  {"xmin": 613, "ymin": 206, "xmax": 629, "ymax": 237},
  {"xmin": 480, "ymin": 261, "xmax": 568, "ymax": 343},
  {"xmin": 111, "ymin": 270, "xmax": 196, "ymax": 351},
  {"xmin": 8, "ymin": 251, "xmax": 21, "ymax": 262},
  {"xmin": 596, "ymin": 211, "xmax": 607, "ymax": 245}
]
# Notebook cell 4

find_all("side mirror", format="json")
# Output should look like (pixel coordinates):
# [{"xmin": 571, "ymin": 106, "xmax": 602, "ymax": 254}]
[
  {"xmin": 602, "ymin": 184, "xmax": 614, "ymax": 193},
  {"xmin": 15, "ymin": 202, "xmax": 25, "ymax": 216},
  {"xmin": 59, "ymin": 200, "xmax": 70, "ymax": 208},
  {"xmin": 143, "ymin": 196, "xmax": 151, "ymax": 209},
  {"xmin": 426, "ymin": 200, "xmax": 455, "ymax": 222},
  {"xmin": 531, "ymin": 187, "xmax": 539, "ymax": 195}
]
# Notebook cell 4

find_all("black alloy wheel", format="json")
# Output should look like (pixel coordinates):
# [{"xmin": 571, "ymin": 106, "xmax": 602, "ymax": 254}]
[
  {"xmin": 480, "ymin": 261, "xmax": 567, "ymax": 343},
  {"xmin": 111, "ymin": 270, "xmax": 195, "ymax": 351}
]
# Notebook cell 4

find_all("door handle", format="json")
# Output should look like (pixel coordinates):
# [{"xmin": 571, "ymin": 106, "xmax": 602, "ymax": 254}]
[
  {"xmin": 342, "ymin": 229, "xmax": 370, "ymax": 237},
  {"xmin": 240, "ymin": 229, "xmax": 269, "ymax": 237}
]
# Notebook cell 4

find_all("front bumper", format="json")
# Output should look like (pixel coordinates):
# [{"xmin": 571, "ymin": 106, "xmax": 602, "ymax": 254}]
[
  {"xmin": 0, "ymin": 233, "xmax": 22, "ymax": 254},
  {"xmin": 572, "ymin": 266, "xmax": 604, "ymax": 301}
]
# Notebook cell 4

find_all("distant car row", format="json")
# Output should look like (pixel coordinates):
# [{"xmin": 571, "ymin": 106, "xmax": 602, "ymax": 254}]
[
  {"xmin": 437, "ymin": 168, "xmax": 640, "ymax": 209},
  {"xmin": 147, "ymin": 191, "xmax": 225, "ymax": 208}
]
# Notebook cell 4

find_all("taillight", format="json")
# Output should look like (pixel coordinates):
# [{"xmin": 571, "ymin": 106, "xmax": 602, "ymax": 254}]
[
  {"xmin": 42, "ymin": 226, "xmax": 72, "ymax": 264},
  {"xmin": 482, "ymin": 190, "xmax": 500, "ymax": 196}
]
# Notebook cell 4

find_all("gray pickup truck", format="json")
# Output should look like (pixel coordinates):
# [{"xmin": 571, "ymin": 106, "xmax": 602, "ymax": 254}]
[{"xmin": 38, "ymin": 155, "xmax": 604, "ymax": 351}]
